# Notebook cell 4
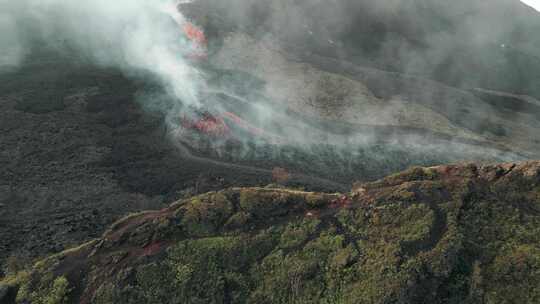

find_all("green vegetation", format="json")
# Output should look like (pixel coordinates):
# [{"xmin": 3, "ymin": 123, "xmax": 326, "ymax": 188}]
[
  {"xmin": 16, "ymin": 275, "xmax": 71, "ymax": 304},
  {"xmin": 180, "ymin": 192, "xmax": 235, "ymax": 236},
  {"xmin": 2, "ymin": 162, "xmax": 540, "ymax": 304}
]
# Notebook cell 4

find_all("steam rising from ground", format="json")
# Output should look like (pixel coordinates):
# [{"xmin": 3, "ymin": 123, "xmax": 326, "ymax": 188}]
[
  {"xmin": 0, "ymin": 12, "xmax": 25, "ymax": 67},
  {"xmin": 0, "ymin": 0, "xmax": 202, "ymax": 106},
  {"xmin": 0, "ymin": 0, "xmax": 532, "ymax": 176}
]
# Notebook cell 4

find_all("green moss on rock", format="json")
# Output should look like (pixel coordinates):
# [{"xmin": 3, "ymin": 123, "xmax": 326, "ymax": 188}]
[{"xmin": 4, "ymin": 162, "xmax": 540, "ymax": 304}]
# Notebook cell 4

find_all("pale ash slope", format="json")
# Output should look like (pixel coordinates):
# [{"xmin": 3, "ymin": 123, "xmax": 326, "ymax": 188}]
[
  {"xmin": 211, "ymin": 34, "xmax": 482, "ymax": 140},
  {"xmin": 210, "ymin": 33, "xmax": 540, "ymax": 156}
]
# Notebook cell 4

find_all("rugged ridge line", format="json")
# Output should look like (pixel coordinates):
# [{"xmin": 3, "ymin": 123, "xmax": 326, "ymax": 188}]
[{"xmin": 1, "ymin": 161, "xmax": 540, "ymax": 304}]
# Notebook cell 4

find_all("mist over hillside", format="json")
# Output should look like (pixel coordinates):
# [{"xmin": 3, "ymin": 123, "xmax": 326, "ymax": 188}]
[{"xmin": 183, "ymin": 0, "xmax": 540, "ymax": 96}]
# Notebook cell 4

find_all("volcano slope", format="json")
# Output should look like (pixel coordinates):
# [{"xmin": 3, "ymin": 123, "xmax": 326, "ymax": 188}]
[
  {"xmin": 0, "ymin": 51, "xmax": 353, "ymax": 273},
  {"xmin": 2, "ymin": 161, "xmax": 539, "ymax": 304},
  {"xmin": 183, "ymin": 0, "xmax": 540, "ymax": 156},
  {"xmin": 0, "ymin": 43, "xmax": 524, "ymax": 276},
  {"xmin": 2, "ymin": 0, "xmax": 540, "ymax": 293}
]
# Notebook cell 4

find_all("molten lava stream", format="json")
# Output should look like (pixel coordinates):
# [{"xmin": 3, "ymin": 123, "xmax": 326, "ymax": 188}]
[{"xmin": 181, "ymin": 113, "xmax": 231, "ymax": 138}]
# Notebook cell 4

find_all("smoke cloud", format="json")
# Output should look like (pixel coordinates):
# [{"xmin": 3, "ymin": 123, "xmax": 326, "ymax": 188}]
[
  {"xmin": 0, "ymin": 11, "xmax": 25, "ymax": 67},
  {"xmin": 522, "ymin": 0, "xmax": 540, "ymax": 11},
  {"xmin": 0, "ymin": 0, "xmax": 203, "ymax": 106},
  {"xmin": 0, "ymin": 0, "xmax": 534, "ymax": 184}
]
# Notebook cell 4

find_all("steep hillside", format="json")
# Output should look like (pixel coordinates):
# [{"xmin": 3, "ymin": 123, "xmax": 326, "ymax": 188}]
[
  {"xmin": 184, "ymin": 0, "xmax": 540, "ymax": 98},
  {"xmin": 2, "ymin": 161, "xmax": 539, "ymax": 304},
  {"xmin": 182, "ymin": 0, "xmax": 540, "ymax": 156},
  {"xmin": 207, "ymin": 33, "xmax": 540, "ymax": 155}
]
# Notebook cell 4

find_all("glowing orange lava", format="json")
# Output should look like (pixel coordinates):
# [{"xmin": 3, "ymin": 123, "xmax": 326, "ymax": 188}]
[{"xmin": 183, "ymin": 22, "xmax": 207, "ymax": 46}]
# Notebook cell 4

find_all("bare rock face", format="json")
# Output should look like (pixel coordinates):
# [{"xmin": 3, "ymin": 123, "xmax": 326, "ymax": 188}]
[{"xmin": 2, "ymin": 161, "xmax": 539, "ymax": 304}]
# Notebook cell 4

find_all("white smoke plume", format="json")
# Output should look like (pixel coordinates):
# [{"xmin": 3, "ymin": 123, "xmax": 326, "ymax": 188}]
[
  {"xmin": 0, "ymin": 0, "xmax": 528, "ymax": 172},
  {"xmin": 0, "ymin": 0, "xmax": 203, "ymax": 106},
  {"xmin": 0, "ymin": 12, "xmax": 25, "ymax": 67}
]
